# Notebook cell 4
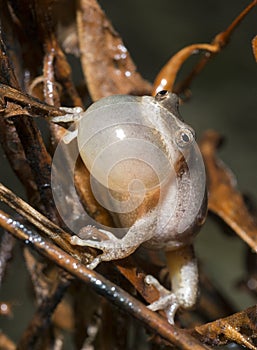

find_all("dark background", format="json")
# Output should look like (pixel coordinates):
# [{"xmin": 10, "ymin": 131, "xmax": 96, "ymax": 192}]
[{"xmin": 0, "ymin": 0, "xmax": 256, "ymax": 346}]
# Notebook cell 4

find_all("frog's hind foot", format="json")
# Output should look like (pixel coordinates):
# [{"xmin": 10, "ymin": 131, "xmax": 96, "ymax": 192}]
[{"xmin": 145, "ymin": 275, "xmax": 179, "ymax": 325}]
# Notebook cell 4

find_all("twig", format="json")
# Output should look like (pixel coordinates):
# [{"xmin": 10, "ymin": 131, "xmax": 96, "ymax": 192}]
[
  {"xmin": 13, "ymin": 115, "xmax": 60, "ymax": 222},
  {"xmin": 0, "ymin": 83, "xmax": 62, "ymax": 118},
  {"xmin": 29, "ymin": 0, "xmax": 84, "ymax": 108},
  {"xmin": 0, "ymin": 209, "xmax": 211, "ymax": 350},
  {"xmin": 152, "ymin": 44, "xmax": 219, "ymax": 94}
]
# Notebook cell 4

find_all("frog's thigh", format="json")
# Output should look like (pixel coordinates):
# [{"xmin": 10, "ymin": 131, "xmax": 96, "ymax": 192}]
[{"xmin": 165, "ymin": 245, "xmax": 198, "ymax": 309}]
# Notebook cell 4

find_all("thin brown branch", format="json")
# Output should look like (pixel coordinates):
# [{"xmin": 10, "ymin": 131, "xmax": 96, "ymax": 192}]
[
  {"xmin": 0, "ymin": 83, "xmax": 62, "ymax": 118},
  {"xmin": 0, "ymin": 209, "xmax": 211, "ymax": 350},
  {"xmin": 218, "ymin": 0, "xmax": 257, "ymax": 43},
  {"xmin": 54, "ymin": 43, "xmax": 84, "ymax": 108},
  {"xmin": 152, "ymin": 44, "xmax": 219, "ymax": 95},
  {"xmin": 0, "ymin": 116, "xmax": 37, "ymax": 199},
  {"xmin": 13, "ymin": 115, "xmax": 60, "ymax": 222},
  {"xmin": 30, "ymin": 0, "xmax": 83, "ymax": 108}
]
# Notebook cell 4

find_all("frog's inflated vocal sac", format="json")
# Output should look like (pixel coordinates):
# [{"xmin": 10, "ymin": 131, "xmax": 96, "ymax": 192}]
[{"xmin": 55, "ymin": 90, "xmax": 207, "ymax": 324}]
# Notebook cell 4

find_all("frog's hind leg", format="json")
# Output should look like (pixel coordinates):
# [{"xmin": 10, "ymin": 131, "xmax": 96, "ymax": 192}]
[
  {"xmin": 70, "ymin": 213, "xmax": 157, "ymax": 270},
  {"xmin": 145, "ymin": 275, "xmax": 179, "ymax": 324},
  {"xmin": 146, "ymin": 245, "xmax": 198, "ymax": 324}
]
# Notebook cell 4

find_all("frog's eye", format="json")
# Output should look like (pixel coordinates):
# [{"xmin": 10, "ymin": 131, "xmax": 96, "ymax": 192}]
[{"xmin": 175, "ymin": 128, "xmax": 195, "ymax": 149}]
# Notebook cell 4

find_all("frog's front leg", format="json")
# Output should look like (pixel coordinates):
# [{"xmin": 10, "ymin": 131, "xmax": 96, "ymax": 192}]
[
  {"xmin": 51, "ymin": 106, "xmax": 83, "ymax": 123},
  {"xmin": 50, "ymin": 106, "xmax": 84, "ymax": 143},
  {"xmin": 146, "ymin": 245, "xmax": 198, "ymax": 324},
  {"xmin": 70, "ymin": 212, "xmax": 157, "ymax": 269}
]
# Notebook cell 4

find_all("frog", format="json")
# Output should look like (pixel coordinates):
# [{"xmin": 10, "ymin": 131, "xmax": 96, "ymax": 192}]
[{"xmin": 53, "ymin": 90, "xmax": 207, "ymax": 324}]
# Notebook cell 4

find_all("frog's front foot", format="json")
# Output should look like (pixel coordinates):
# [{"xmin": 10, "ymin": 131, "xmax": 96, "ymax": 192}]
[
  {"xmin": 53, "ymin": 106, "xmax": 83, "ymax": 123},
  {"xmin": 145, "ymin": 275, "xmax": 179, "ymax": 325},
  {"xmin": 70, "ymin": 226, "xmax": 138, "ymax": 269},
  {"xmin": 51, "ymin": 106, "xmax": 84, "ymax": 143}
]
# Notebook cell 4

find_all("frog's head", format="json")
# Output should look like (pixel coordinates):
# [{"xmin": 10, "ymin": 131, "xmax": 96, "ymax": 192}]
[{"xmin": 141, "ymin": 91, "xmax": 196, "ymax": 168}]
